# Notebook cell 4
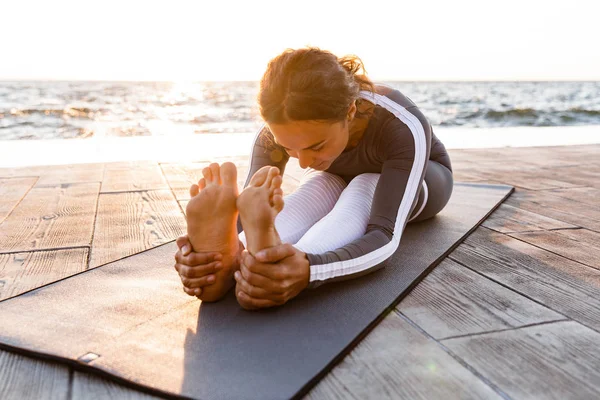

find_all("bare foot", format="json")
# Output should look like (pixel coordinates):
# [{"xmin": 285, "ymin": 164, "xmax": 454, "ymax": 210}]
[
  {"xmin": 236, "ymin": 166, "xmax": 284, "ymax": 256},
  {"xmin": 186, "ymin": 162, "xmax": 240, "ymax": 302}
]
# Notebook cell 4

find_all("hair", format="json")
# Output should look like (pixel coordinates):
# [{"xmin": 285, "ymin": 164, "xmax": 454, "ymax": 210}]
[{"xmin": 257, "ymin": 46, "xmax": 376, "ymax": 127}]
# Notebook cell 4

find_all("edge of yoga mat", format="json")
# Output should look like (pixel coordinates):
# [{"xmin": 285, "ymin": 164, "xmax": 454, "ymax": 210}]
[
  {"xmin": 295, "ymin": 182, "xmax": 514, "ymax": 399},
  {"xmin": 0, "ymin": 182, "xmax": 514, "ymax": 400}
]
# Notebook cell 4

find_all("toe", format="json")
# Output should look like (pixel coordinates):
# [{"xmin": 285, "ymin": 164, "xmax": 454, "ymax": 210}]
[
  {"xmin": 273, "ymin": 193, "xmax": 284, "ymax": 213},
  {"xmin": 263, "ymin": 167, "xmax": 280, "ymax": 188},
  {"xmin": 202, "ymin": 166, "xmax": 214, "ymax": 184},
  {"xmin": 270, "ymin": 174, "xmax": 282, "ymax": 191},
  {"xmin": 249, "ymin": 165, "xmax": 271, "ymax": 187},
  {"xmin": 198, "ymin": 178, "xmax": 206, "ymax": 190},
  {"xmin": 220, "ymin": 162, "xmax": 238, "ymax": 188},
  {"xmin": 209, "ymin": 163, "xmax": 221, "ymax": 184},
  {"xmin": 189, "ymin": 184, "xmax": 199, "ymax": 197}
]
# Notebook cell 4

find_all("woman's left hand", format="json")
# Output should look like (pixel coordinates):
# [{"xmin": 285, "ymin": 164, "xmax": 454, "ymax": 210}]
[{"xmin": 234, "ymin": 243, "xmax": 310, "ymax": 310}]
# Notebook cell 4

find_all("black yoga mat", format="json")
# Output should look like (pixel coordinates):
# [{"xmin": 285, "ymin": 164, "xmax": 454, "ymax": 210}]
[{"xmin": 0, "ymin": 182, "xmax": 512, "ymax": 400}]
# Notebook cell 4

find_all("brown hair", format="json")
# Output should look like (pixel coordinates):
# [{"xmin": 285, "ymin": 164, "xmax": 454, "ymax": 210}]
[{"xmin": 257, "ymin": 46, "xmax": 376, "ymax": 127}]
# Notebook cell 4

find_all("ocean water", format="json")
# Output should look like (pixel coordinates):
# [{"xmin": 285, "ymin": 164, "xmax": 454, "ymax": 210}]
[{"xmin": 1, "ymin": 81, "xmax": 599, "ymax": 140}]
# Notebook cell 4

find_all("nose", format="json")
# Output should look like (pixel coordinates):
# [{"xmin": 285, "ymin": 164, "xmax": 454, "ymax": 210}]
[{"xmin": 297, "ymin": 151, "xmax": 314, "ymax": 169}]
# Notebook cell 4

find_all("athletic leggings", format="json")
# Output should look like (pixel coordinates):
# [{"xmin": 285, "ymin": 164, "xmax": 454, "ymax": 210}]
[{"xmin": 238, "ymin": 159, "xmax": 453, "ymax": 254}]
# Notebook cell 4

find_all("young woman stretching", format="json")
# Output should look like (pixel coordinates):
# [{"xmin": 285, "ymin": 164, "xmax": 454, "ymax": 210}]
[{"xmin": 173, "ymin": 47, "xmax": 454, "ymax": 310}]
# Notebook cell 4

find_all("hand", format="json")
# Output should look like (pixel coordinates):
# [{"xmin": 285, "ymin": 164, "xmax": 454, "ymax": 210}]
[
  {"xmin": 234, "ymin": 243, "xmax": 310, "ymax": 310},
  {"xmin": 173, "ymin": 235, "xmax": 223, "ymax": 298}
]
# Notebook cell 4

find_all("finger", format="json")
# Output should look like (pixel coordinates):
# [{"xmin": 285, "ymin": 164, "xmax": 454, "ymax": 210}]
[
  {"xmin": 176, "ymin": 260, "xmax": 222, "ymax": 279},
  {"xmin": 239, "ymin": 264, "xmax": 285, "ymax": 292},
  {"xmin": 237, "ymin": 291, "xmax": 282, "ymax": 309},
  {"xmin": 255, "ymin": 243, "xmax": 296, "ymax": 263},
  {"xmin": 176, "ymin": 235, "xmax": 190, "ymax": 251},
  {"xmin": 177, "ymin": 249, "xmax": 222, "ymax": 266},
  {"xmin": 180, "ymin": 273, "xmax": 217, "ymax": 289},
  {"xmin": 234, "ymin": 272, "xmax": 272, "ymax": 299},
  {"xmin": 183, "ymin": 286, "xmax": 200, "ymax": 297}
]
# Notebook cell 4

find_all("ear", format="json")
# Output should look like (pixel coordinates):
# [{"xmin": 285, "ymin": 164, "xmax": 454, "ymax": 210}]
[{"xmin": 347, "ymin": 100, "xmax": 357, "ymax": 121}]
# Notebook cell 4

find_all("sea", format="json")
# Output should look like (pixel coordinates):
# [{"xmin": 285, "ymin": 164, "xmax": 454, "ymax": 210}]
[{"xmin": 1, "ymin": 81, "xmax": 600, "ymax": 141}]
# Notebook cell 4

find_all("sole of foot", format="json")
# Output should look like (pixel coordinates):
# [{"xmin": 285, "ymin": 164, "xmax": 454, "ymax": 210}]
[
  {"xmin": 236, "ymin": 165, "xmax": 284, "ymax": 257},
  {"xmin": 186, "ymin": 161, "xmax": 240, "ymax": 302}
]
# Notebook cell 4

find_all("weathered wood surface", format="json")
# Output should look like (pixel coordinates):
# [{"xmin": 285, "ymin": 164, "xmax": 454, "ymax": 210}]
[
  {"xmin": 450, "ymin": 227, "xmax": 600, "ymax": 332},
  {"xmin": 481, "ymin": 201, "xmax": 577, "ymax": 233},
  {"xmin": 306, "ymin": 311, "xmax": 502, "ymax": 400},
  {"xmin": 0, "ymin": 248, "xmax": 89, "ymax": 301},
  {"xmin": 397, "ymin": 258, "xmax": 563, "ymax": 339},
  {"xmin": 505, "ymin": 189, "xmax": 600, "ymax": 232},
  {"xmin": 101, "ymin": 162, "xmax": 169, "ymax": 193},
  {"xmin": 0, "ymin": 182, "xmax": 99, "ymax": 253},
  {"xmin": 443, "ymin": 321, "xmax": 600, "ymax": 400},
  {"xmin": 0, "ymin": 177, "xmax": 37, "ymax": 224},
  {"xmin": 0, "ymin": 163, "xmax": 104, "ymax": 185},
  {"xmin": 545, "ymin": 186, "xmax": 600, "ymax": 208},
  {"xmin": 0, "ymin": 143, "xmax": 600, "ymax": 399},
  {"xmin": 509, "ymin": 228, "xmax": 600, "ymax": 270},
  {"xmin": 0, "ymin": 349, "xmax": 70, "ymax": 400},
  {"xmin": 72, "ymin": 371, "xmax": 162, "ymax": 400},
  {"xmin": 90, "ymin": 190, "xmax": 186, "ymax": 268}
]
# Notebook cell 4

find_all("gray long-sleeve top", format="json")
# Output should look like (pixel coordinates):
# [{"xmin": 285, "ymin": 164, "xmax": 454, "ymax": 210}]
[{"xmin": 237, "ymin": 85, "xmax": 452, "ymax": 288}]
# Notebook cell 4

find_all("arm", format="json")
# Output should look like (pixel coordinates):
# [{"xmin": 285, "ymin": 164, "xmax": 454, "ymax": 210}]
[{"xmin": 305, "ymin": 111, "xmax": 431, "ymax": 288}]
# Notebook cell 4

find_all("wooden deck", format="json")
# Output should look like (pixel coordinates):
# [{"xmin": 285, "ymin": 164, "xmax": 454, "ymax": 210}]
[{"xmin": 1, "ymin": 144, "xmax": 600, "ymax": 399}]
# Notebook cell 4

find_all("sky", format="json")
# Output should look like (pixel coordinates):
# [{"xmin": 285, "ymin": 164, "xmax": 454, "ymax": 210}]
[{"xmin": 2, "ymin": 0, "xmax": 598, "ymax": 81}]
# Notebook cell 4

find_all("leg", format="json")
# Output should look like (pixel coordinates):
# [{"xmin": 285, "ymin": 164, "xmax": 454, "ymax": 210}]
[
  {"xmin": 408, "ymin": 160, "xmax": 454, "ymax": 223},
  {"xmin": 294, "ymin": 173, "xmax": 380, "ymax": 254},
  {"xmin": 237, "ymin": 168, "xmax": 347, "ymax": 248}
]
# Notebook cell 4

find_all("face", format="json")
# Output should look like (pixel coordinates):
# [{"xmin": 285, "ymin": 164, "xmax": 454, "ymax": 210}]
[{"xmin": 267, "ymin": 102, "xmax": 357, "ymax": 170}]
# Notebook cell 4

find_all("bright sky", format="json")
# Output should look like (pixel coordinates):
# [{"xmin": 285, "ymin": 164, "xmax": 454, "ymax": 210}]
[{"xmin": 2, "ymin": 0, "xmax": 598, "ymax": 81}]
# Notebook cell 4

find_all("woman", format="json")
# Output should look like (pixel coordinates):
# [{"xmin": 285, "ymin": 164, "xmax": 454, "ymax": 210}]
[{"xmin": 173, "ymin": 47, "xmax": 453, "ymax": 310}]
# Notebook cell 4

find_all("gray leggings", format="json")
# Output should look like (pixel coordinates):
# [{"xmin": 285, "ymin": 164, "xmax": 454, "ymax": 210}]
[{"xmin": 408, "ymin": 159, "xmax": 454, "ymax": 223}]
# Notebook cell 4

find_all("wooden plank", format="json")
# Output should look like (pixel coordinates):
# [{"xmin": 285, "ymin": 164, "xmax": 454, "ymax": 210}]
[
  {"xmin": 90, "ymin": 190, "xmax": 185, "ymax": 268},
  {"xmin": 481, "ymin": 202, "xmax": 577, "ymax": 233},
  {"xmin": 0, "ymin": 248, "xmax": 89, "ymax": 301},
  {"xmin": 36, "ymin": 163, "xmax": 104, "ymax": 185},
  {"xmin": 442, "ymin": 321, "xmax": 600, "ymax": 400},
  {"xmin": 472, "ymin": 169, "xmax": 583, "ymax": 190},
  {"xmin": 545, "ymin": 187, "xmax": 600, "ymax": 208},
  {"xmin": 504, "ymin": 189, "xmax": 600, "ymax": 232},
  {"xmin": 509, "ymin": 228, "xmax": 600, "ymax": 270},
  {"xmin": 397, "ymin": 258, "xmax": 563, "ymax": 340},
  {"xmin": 0, "ymin": 183, "xmax": 100, "ymax": 253},
  {"xmin": 101, "ymin": 161, "xmax": 169, "ymax": 193},
  {"xmin": 0, "ymin": 177, "xmax": 37, "ymax": 224},
  {"xmin": 72, "ymin": 371, "xmax": 161, "ymax": 399},
  {"xmin": 0, "ymin": 163, "xmax": 104, "ymax": 185},
  {"xmin": 0, "ymin": 349, "xmax": 70, "ymax": 400},
  {"xmin": 449, "ymin": 227, "xmax": 600, "ymax": 332},
  {"xmin": 306, "ymin": 311, "xmax": 501, "ymax": 400}
]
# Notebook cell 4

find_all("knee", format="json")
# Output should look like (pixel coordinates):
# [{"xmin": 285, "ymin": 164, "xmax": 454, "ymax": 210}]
[
  {"xmin": 301, "ymin": 170, "xmax": 346, "ymax": 189},
  {"xmin": 347, "ymin": 173, "xmax": 380, "ymax": 189}
]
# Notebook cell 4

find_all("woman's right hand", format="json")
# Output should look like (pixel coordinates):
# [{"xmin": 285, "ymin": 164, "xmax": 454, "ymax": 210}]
[{"xmin": 173, "ymin": 235, "xmax": 223, "ymax": 298}]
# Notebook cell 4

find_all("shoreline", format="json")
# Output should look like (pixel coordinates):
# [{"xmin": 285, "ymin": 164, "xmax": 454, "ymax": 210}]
[{"xmin": 2, "ymin": 125, "xmax": 599, "ymax": 168}]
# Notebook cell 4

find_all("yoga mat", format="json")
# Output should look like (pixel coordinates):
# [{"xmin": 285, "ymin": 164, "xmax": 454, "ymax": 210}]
[{"xmin": 0, "ymin": 182, "xmax": 512, "ymax": 400}]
